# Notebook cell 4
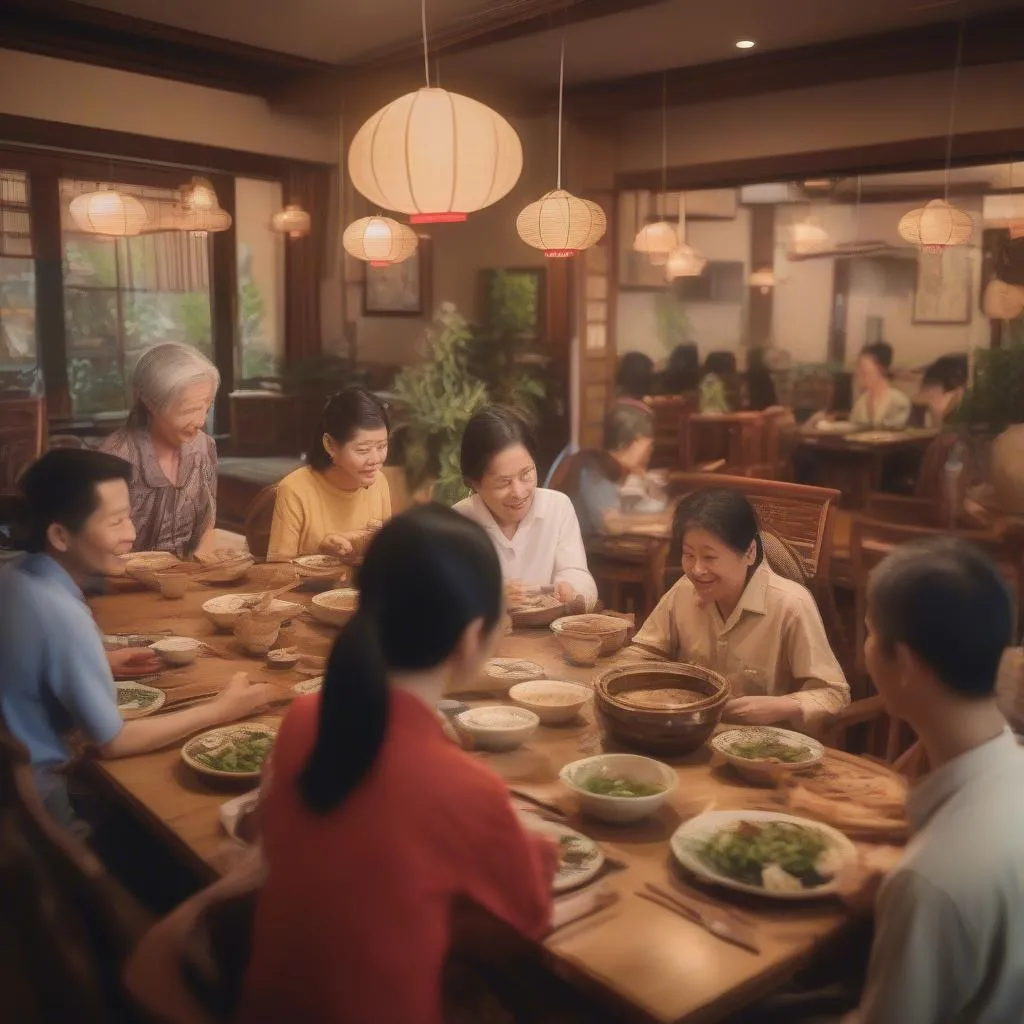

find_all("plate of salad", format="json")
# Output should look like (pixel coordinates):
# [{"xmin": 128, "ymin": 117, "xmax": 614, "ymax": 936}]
[
  {"xmin": 711, "ymin": 726, "xmax": 824, "ymax": 781},
  {"xmin": 517, "ymin": 815, "xmax": 604, "ymax": 893},
  {"xmin": 670, "ymin": 810, "xmax": 855, "ymax": 900},
  {"xmin": 181, "ymin": 723, "xmax": 277, "ymax": 780},
  {"xmin": 116, "ymin": 680, "xmax": 166, "ymax": 719}
]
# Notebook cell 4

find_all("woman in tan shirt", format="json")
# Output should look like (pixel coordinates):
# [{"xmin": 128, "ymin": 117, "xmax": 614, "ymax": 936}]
[
  {"xmin": 268, "ymin": 389, "xmax": 391, "ymax": 562},
  {"xmin": 630, "ymin": 489, "xmax": 849, "ymax": 732}
]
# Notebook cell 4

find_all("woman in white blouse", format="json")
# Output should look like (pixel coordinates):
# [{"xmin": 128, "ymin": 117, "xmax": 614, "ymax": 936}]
[
  {"xmin": 850, "ymin": 342, "xmax": 911, "ymax": 430},
  {"xmin": 453, "ymin": 407, "xmax": 598, "ymax": 609}
]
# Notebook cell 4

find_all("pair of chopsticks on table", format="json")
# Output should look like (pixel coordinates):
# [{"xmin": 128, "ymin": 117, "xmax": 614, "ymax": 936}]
[{"xmin": 637, "ymin": 882, "xmax": 761, "ymax": 954}]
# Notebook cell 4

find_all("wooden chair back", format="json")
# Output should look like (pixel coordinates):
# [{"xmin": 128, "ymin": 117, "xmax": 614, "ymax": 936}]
[
  {"xmin": 0, "ymin": 396, "xmax": 44, "ymax": 496},
  {"xmin": 687, "ymin": 412, "xmax": 766, "ymax": 475},
  {"xmin": 242, "ymin": 485, "xmax": 277, "ymax": 560},
  {"xmin": 645, "ymin": 394, "xmax": 695, "ymax": 470}
]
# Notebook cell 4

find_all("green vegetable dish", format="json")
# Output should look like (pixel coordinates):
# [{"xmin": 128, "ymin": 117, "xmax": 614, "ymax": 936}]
[
  {"xmin": 727, "ymin": 739, "xmax": 813, "ymax": 764},
  {"xmin": 580, "ymin": 775, "xmax": 664, "ymax": 798},
  {"xmin": 558, "ymin": 834, "xmax": 599, "ymax": 870},
  {"xmin": 697, "ymin": 820, "xmax": 831, "ymax": 890},
  {"xmin": 196, "ymin": 734, "xmax": 274, "ymax": 774}
]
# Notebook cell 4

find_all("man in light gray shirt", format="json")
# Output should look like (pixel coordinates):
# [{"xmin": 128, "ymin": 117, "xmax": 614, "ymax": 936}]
[{"xmin": 848, "ymin": 536, "xmax": 1024, "ymax": 1024}]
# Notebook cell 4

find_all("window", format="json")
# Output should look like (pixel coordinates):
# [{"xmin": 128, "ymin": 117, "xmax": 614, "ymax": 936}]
[
  {"xmin": 60, "ymin": 178, "xmax": 213, "ymax": 417},
  {"xmin": 0, "ymin": 170, "xmax": 37, "ymax": 391},
  {"xmin": 235, "ymin": 177, "xmax": 285, "ymax": 380}
]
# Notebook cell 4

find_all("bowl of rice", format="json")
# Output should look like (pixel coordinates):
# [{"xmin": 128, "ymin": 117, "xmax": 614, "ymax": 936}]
[
  {"xmin": 508, "ymin": 680, "xmax": 592, "ymax": 725},
  {"xmin": 455, "ymin": 706, "xmax": 540, "ymax": 751}
]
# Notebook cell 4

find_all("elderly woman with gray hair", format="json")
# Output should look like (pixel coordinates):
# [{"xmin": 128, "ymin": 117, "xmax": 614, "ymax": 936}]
[{"xmin": 100, "ymin": 342, "xmax": 220, "ymax": 559}]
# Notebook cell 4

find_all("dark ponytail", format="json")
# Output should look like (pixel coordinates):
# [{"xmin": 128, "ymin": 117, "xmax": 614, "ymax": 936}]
[{"xmin": 297, "ymin": 505, "xmax": 503, "ymax": 814}]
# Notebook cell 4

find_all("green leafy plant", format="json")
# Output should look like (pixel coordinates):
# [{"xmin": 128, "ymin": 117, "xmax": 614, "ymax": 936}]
[
  {"xmin": 951, "ymin": 337, "xmax": 1024, "ymax": 434},
  {"xmin": 654, "ymin": 291, "xmax": 692, "ymax": 355}
]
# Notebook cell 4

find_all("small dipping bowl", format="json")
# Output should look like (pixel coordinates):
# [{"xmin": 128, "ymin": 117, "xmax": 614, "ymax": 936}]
[
  {"xmin": 556, "ymin": 633, "xmax": 603, "ymax": 667},
  {"xmin": 158, "ymin": 574, "xmax": 190, "ymax": 600},
  {"xmin": 150, "ymin": 636, "xmax": 200, "ymax": 666},
  {"xmin": 509, "ymin": 680, "xmax": 592, "ymax": 725},
  {"xmin": 265, "ymin": 648, "xmax": 300, "ymax": 669}
]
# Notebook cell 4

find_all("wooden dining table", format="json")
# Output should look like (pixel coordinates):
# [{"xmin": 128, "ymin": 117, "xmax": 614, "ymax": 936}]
[{"xmin": 87, "ymin": 569, "xmax": 899, "ymax": 1024}]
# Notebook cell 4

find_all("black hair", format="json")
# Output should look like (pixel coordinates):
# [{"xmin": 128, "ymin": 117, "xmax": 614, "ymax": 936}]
[
  {"xmin": 921, "ymin": 353, "xmax": 968, "ymax": 393},
  {"xmin": 616, "ymin": 352, "xmax": 655, "ymax": 400},
  {"xmin": 297, "ymin": 505, "xmax": 503, "ymax": 813},
  {"xmin": 18, "ymin": 449, "xmax": 132, "ymax": 553},
  {"xmin": 859, "ymin": 342, "xmax": 894, "ymax": 377},
  {"xmin": 703, "ymin": 351, "xmax": 737, "ymax": 377},
  {"xmin": 868, "ymin": 537, "xmax": 1013, "ymax": 698},
  {"xmin": 670, "ymin": 488, "xmax": 764, "ymax": 568},
  {"xmin": 663, "ymin": 344, "xmax": 701, "ymax": 393},
  {"xmin": 308, "ymin": 388, "xmax": 390, "ymax": 472},
  {"xmin": 604, "ymin": 403, "xmax": 654, "ymax": 452},
  {"xmin": 460, "ymin": 405, "xmax": 538, "ymax": 485}
]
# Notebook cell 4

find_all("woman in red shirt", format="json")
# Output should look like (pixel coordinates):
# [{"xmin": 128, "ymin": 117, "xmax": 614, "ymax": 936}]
[{"xmin": 235, "ymin": 505, "xmax": 556, "ymax": 1023}]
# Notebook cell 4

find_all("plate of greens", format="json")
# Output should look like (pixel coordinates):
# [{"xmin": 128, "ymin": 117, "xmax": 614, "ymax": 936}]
[
  {"xmin": 711, "ymin": 726, "xmax": 824, "ymax": 781},
  {"xmin": 181, "ymin": 723, "xmax": 277, "ymax": 780},
  {"xmin": 671, "ymin": 810, "xmax": 855, "ymax": 900},
  {"xmin": 518, "ymin": 815, "xmax": 604, "ymax": 893},
  {"xmin": 116, "ymin": 680, "xmax": 166, "ymax": 719}
]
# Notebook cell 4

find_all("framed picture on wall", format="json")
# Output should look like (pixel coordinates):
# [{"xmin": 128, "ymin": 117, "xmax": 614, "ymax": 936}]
[
  {"xmin": 363, "ymin": 234, "xmax": 432, "ymax": 316},
  {"xmin": 912, "ymin": 247, "xmax": 972, "ymax": 325}
]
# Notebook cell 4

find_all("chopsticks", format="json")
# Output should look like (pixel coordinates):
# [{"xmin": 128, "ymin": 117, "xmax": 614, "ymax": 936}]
[{"xmin": 637, "ymin": 883, "xmax": 761, "ymax": 954}]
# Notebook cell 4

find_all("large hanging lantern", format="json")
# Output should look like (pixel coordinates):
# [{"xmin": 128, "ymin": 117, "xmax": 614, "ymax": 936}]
[
  {"xmin": 898, "ymin": 199, "xmax": 972, "ymax": 252},
  {"xmin": 665, "ymin": 245, "xmax": 706, "ymax": 280},
  {"xmin": 348, "ymin": 88, "xmax": 522, "ymax": 224},
  {"xmin": 69, "ymin": 188, "xmax": 148, "ymax": 237},
  {"xmin": 176, "ymin": 176, "xmax": 232, "ymax": 235},
  {"xmin": 633, "ymin": 220, "xmax": 677, "ymax": 266},
  {"xmin": 343, "ymin": 216, "xmax": 419, "ymax": 267},
  {"xmin": 271, "ymin": 204, "xmax": 311, "ymax": 239},
  {"xmin": 982, "ymin": 279, "xmax": 1024, "ymax": 320},
  {"xmin": 517, "ymin": 190, "xmax": 605, "ymax": 258}
]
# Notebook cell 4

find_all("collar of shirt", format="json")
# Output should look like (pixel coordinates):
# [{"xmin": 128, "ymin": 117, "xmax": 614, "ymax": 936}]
[
  {"xmin": 468, "ymin": 489, "xmax": 550, "ymax": 552},
  {"xmin": 704, "ymin": 560, "xmax": 772, "ymax": 634},
  {"xmin": 18, "ymin": 552, "xmax": 86, "ymax": 604},
  {"xmin": 907, "ymin": 727, "xmax": 1019, "ymax": 832},
  {"xmin": 135, "ymin": 428, "xmax": 203, "ymax": 490}
]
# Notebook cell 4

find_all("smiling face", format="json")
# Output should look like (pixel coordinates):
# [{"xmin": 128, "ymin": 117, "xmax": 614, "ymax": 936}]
[
  {"xmin": 474, "ymin": 443, "xmax": 537, "ymax": 528},
  {"xmin": 48, "ymin": 478, "xmax": 137, "ymax": 578},
  {"xmin": 148, "ymin": 380, "xmax": 215, "ymax": 448},
  {"xmin": 324, "ymin": 426, "xmax": 389, "ymax": 489},
  {"xmin": 681, "ymin": 526, "xmax": 756, "ymax": 608}
]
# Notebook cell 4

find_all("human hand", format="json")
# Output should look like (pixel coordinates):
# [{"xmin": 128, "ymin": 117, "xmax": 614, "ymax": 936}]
[
  {"xmin": 214, "ymin": 672, "xmax": 277, "ymax": 722},
  {"xmin": 722, "ymin": 695, "xmax": 799, "ymax": 726},
  {"xmin": 835, "ymin": 856, "xmax": 888, "ymax": 914},
  {"xmin": 505, "ymin": 579, "xmax": 527, "ymax": 607},
  {"xmin": 555, "ymin": 581, "xmax": 577, "ymax": 605},
  {"xmin": 108, "ymin": 647, "xmax": 162, "ymax": 678},
  {"xmin": 319, "ymin": 533, "xmax": 355, "ymax": 558}
]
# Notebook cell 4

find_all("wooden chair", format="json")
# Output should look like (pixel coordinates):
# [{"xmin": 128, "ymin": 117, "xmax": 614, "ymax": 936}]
[
  {"xmin": 687, "ymin": 412, "xmax": 766, "ymax": 475},
  {"xmin": 0, "ymin": 395, "xmax": 44, "ymax": 495},
  {"xmin": 644, "ymin": 394, "xmax": 696, "ymax": 470},
  {"xmin": 242, "ymin": 485, "xmax": 277, "ymax": 560}
]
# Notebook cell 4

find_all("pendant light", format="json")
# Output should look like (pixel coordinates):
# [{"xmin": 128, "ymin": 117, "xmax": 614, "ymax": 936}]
[
  {"xmin": 664, "ymin": 193, "xmax": 706, "ymax": 280},
  {"xmin": 271, "ymin": 204, "xmax": 311, "ymax": 239},
  {"xmin": 343, "ymin": 216, "xmax": 419, "ymax": 267},
  {"xmin": 69, "ymin": 186, "xmax": 148, "ymax": 237},
  {"xmin": 982, "ymin": 279, "xmax": 1024, "ymax": 321},
  {"xmin": 347, "ymin": 0, "xmax": 522, "ymax": 223},
  {"xmin": 177, "ymin": 176, "xmax": 232, "ymax": 235},
  {"xmin": 748, "ymin": 268, "xmax": 775, "ymax": 294},
  {"xmin": 633, "ymin": 73, "xmax": 677, "ymax": 265},
  {"xmin": 898, "ymin": 22, "xmax": 973, "ymax": 251},
  {"xmin": 516, "ymin": 36, "xmax": 606, "ymax": 258}
]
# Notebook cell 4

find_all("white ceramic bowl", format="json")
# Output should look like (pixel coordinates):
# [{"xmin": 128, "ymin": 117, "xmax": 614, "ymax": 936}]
[
  {"xmin": 509, "ymin": 680, "xmax": 592, "ymax": 725},
  {"xmin": 201, "ymin": 594, "xmax": 302, "ymax": 631},
  {"xmin": 456, "ymin": 705, "xmax": 540, "ymax": 752},
  {"xmin": 560, "ymin": 753, "xmax": 677, "ymax": 823},
  {"xmin": 310, "ymin": 588, "xmax": 359, "ymax": 628},
  {"xmin": 150, "ymin": 636, "xmax": 200, "ymax": 666}
]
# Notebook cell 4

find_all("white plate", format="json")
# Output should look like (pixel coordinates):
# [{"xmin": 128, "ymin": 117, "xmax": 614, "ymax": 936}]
[
  {"xmin": 670, "ymin": 809, "xmax": 856, "ymax": 900},
  {"xmin": 518, "ymin": 814, "xmax": 604, "ymax": 894}
]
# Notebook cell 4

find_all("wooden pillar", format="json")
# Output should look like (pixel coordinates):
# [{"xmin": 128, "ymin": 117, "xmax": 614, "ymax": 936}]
[
  {"xmin": 209, "ymin": 174, "xmax": 237, "ymax": 435},
  {"xmin": 828, "ymin": 260, "xmax": 850, "ymax": 365},
  {"xmin": 747, "ymin": 205, "xmax": 775, "ymax": 350}
]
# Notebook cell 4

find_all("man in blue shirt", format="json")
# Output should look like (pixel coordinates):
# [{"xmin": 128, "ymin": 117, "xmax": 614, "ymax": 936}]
[{"xmin": 0, "ymin": 449, "xmax": 275, "ymax": 827}]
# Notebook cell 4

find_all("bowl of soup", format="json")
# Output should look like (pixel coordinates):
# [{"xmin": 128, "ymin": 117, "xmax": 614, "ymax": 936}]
[
  {"xmin": 593, "ymin": 663, "xmax": 729, "ymax": 756},
  {"xmin": 560, "ymin": 753, "xmax": 677, "ymax": 823}
]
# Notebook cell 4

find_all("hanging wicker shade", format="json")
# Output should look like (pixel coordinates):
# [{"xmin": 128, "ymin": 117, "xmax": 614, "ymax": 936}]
[
  {"xmin": 633, "ymin": 220, "xmax": 677, "ymax": 266},
  {"xmin": 69, "ymin": 189, "xmax": 148, "ymax": 236},
  {"xmin": 175, "ymin": 176, "xmax": 232, "ymax": 234},
  {"xmin": 343, "ymin": 216, "xmax": 419, "ymax": 267},
  {"xmin": 516, "ymin": 190, "xmax": 606, "ymax": 258},
  {"xmin": 665, "ymin": 245, "xmax": 707, "ymax": 280},
  {"xmin": 271, "ymin": 204, "xmax": 311, "ymax": 239},
  {"xmin": 348, "ymin": 88, "xmax": 522, "ymax": 224},
  {"xmin": 787, "ymin": 220, "xmax": 830, "ymax": 255},
  {"xmin": 748, "ymin": 268, "xmax": 775, "ymax": 293},
  {"xmin": 982, "ymin": 279, "xmax": 1024, "ymax": 320},
  {"xmin": 180, "ymin": 177, "xmax": 220, "ymax": 213},
  {"xmin": 898, "ymin": 199, "xmax": 973, "ymax": 251}
]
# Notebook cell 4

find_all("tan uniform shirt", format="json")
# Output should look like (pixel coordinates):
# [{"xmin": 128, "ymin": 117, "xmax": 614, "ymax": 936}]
[{"xmin": 630, "ymin": 561, "xmax": 849, "ymax": 729}]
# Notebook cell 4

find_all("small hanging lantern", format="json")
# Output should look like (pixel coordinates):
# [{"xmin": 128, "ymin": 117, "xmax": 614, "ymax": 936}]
[
  {"xmin": 69, "ymin": 187, "xmax": 148, "ymax": 237},
  {"xmin": 271, "ymin": 204, "xmax": 312, "ymax": 239},
  {"xmin": 176, "ymin": 176, "xmax": 232, "ymax": 235},
  {"xmin": 748, "ymin": 268, "xmax": 776, "ymax": 294},
  {"xmin": 898, "ymin": 199, "xmax": 973, "ymax": 252},
  {"xmin": 343, "ymin": 216, "xmax": 419, "ymax": 267},
  {"xmin": 982, "ymin": 279, "xmax": 1024, "ymax": 320},
  {"xmin": 665, "ymin": 245, "xmax": 706, "ymax": 280},
  {"xmin": 517, "ymin": 190, "xmax": 605, "ymax": 258},
  {"xmin": 787, "ymin": 220, "xmax": 830, "ymax": 255},
  {"xmin": 633, "ymin": 220, "xmax": 677, "ymax": 266}
]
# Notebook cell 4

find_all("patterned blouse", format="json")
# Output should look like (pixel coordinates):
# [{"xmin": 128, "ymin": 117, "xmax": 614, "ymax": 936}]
[{"xmin": 99, "ymin": 427, "xmax": 217, "ymax": 559}]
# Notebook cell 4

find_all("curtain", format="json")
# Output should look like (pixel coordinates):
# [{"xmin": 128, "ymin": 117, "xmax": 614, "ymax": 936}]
[{"xmin": 283, "ymin": 164, "xmax": 331, "ymax": 363}]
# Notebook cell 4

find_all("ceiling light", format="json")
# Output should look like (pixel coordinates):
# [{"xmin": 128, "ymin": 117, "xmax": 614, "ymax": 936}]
[
  {"xmin": 343, "ymin": 216, "xmax": 419, "ymax": 267},
  {"xmin": 735, "ymin": 40, "xmax": 756, "ymax": 50},
  {"xmin": 69, "ymin": 188, "xmax": 148, "ymax": 237}
]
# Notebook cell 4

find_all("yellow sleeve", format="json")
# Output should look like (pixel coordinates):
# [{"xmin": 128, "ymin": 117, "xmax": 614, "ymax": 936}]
[{"xmin": 267, "ymin": 482, "xmax": 305, "ymax": 562}]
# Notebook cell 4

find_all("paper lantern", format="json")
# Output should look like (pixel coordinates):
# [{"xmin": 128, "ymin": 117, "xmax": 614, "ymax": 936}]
[
  {"xmin": 788, "ymin": 220, "xmax": 829, "ymax": 255},
  {"xmin": 271, "ymin": 204, "xmax": 311, "ymax": 239},
  {"xmin": 516, "ymin": 190, "xmax": 605, "ymax": 258},
  {"xmin": 665, "ymin": 245, "xmax": 707, "ymax": 280},
  {"xmin": 982, "ymin": 279, "xmax": 1024, "ymax": 320},
  {"xmin": 175, "ymin": 176, "xmax": 232, "ymax": 235},
  {"xmin": 898, "ymin": 199, "xmax": 973, "ymax": 252},
  {"xmin": 69, "ymin": 189, "xmax": 148, "ymax": 237},
  {"xmin": 180, "ymin": 176, "xmax": 219, "ymax": 213},
  {"xmin": 633, "ymin": 220, "xmax": 677, "ymax": 266},
  {"xmin": 348, "ymin": 88, "xmax": 522, "ymax": 224},
  {"xmin": 343, "ymin": 216, "xmax": 419, "ymax": 267},
  {"xmin": 748, "ymin": 268, "xmax": 775, "ymax": 294}
]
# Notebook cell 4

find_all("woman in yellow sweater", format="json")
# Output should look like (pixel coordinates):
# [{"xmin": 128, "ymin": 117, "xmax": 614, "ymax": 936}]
[{"xmin": 268, "ymin": 389, "xmax": 391, "ymax": 561}]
